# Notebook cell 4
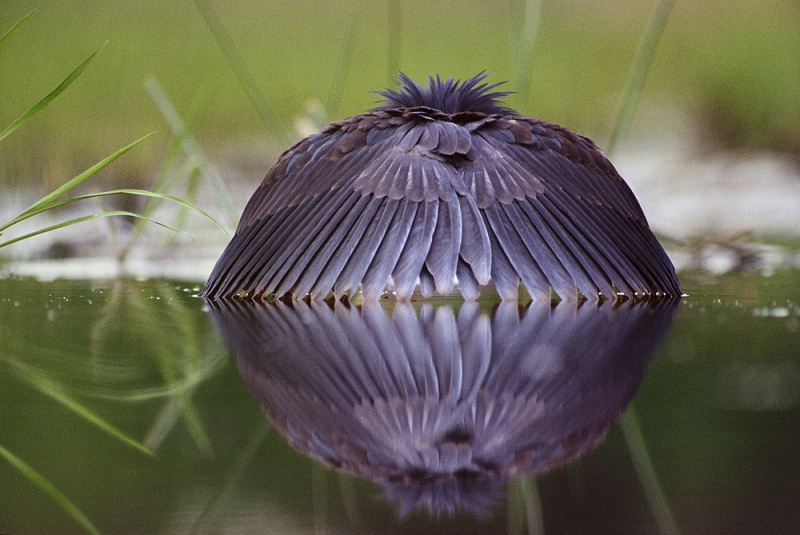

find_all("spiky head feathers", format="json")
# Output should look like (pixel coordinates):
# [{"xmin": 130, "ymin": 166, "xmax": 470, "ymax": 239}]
[{"xmin": 376, "ymin": 72, "xmax": 515, "ymax": 115}]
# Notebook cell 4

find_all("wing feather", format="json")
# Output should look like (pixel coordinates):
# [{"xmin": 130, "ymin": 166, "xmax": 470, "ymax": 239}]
[
  {"xmin": 458, "ymin": 195, "xmax": 491, "ymax": 284},
  {"xmin": 288, "ymin": 192, "xmax": 372, "ymax": 298},
  {"xmin": 500, "ymin": 200, "xmax": 578, "ymax": 299},
  {"xmin": 483, "ymin": 203, "xmax": 552, "ymax": 299},
  {"xmin": 255, "ymin": 185, "xmax": 356, "ymax": 296},
  {"xmin": 392, "ymin": 200, "xmax": 439, "ymax": 300},
  {"xmin": 524, "ymin": 194, "xmax": 618, "ymax": 298},
  {"xmin": 540, "ymin": 188, "xmax": 659, "ymax": 295},
  {"xmin": 516, "ymin": 199, "xmax": 604, "ymax": 298},
  {"xmin": 592, "ymin": 208, "xmax": 680, "ymax": 294},
  {"xmin": 308, "ymin": 194, "xmax": 384, "ymax": 298},
  {"xmin": 484, "ymin": 219, "xmax": 520, "ymax": 301},
  {"xmin": 460, "ymin": 119, "xmax": 679, "ymax": 298},
  {"xmin": 563, "ymin": 195, "xmax": 668, "ymax": 292},
  {"xmin": 334, "ymin": 197, "xmax": 400, "ymax": 298},
  {"xmin": 274, "ymin": 189, "xmax": 365, "ymax": 297},
  {"xmin": 535, "ymin": 190, "xmax": 636, "ymax": 296},
  {"xmin": 204, "ymin": 106, "xmax": 678, "ymax": 301},
  {"xmin": 456, "ymin": 258, "xmax": 480, "ymax": 300},
  {"xmin": 204, "ymin": 191, "xmax": 330, "ymax": 297},
  {"xmin": 362, "ymin": 199, "xmax": 418, "ymax": 299},
  {"xmin": 426, "ymin": 196, "xmax": 462, "ymax": 294},
  {"xmin": 504, "ymin": 140, "xmax": 646, "ymax": 223},
  {"xmin": 419, "ymin": 264, "xmax": 436, "ymax": 297}
]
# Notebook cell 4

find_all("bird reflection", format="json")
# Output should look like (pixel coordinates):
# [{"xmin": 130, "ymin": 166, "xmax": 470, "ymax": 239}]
[{"xmin": 206, "ymin": 297, "xmax": 679, "ymax": 516}]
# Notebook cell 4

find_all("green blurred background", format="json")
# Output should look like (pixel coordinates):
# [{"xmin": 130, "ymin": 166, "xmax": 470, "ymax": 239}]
[
  {"xmin": 2, "ymin": 0, "xmax": 799, "ymax": 194},
  {"xmin": 2, "ymin": 4, "xmax": 800, "ymax": 530}
]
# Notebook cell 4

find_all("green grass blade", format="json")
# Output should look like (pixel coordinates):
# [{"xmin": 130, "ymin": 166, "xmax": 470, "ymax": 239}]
[
  {"xmin": 386, "ymin": 0, "xmax": 402, "ymax": 85},
  {"xmin": 11, "ymin": 189, "xmax": 224, "ymax": 232},
  {"xmin": 164, "ymin": 167, "xmax": 203, "ymax": 246},
  {"xmin": 0, "ymin": 9, "xmax": 36, "ymax": 45},
  {"xmin": 0, "ymin": 444, "xmax": 101, "ymax": 535},
  {"xmin": 191, "ymin": 424, "xmax": 270, "ymax": 531},
  {"xmin": 0, "ymin": 42, "xmax": 106, "ymax": 143},
  {"xmin": 144, "ymin": 394, "xmax": 213, "ymax": 454},
  {"xmin": 117, "ymin": 80, "xmax": 206, "ymax": 260},
  {"xmin": 513, "ymin": 0, "xmax": 542, "ymax": 113},
  {"xmin": 336, "ymin": 472, "xmax": 361, "ymax": 530},
  {"xmin": 144, "ymin": 76, "xmax": 238, "ymax": 228},
  {"xmin": 0, "ymin": 133, "xmax": 154, "ymax": 233},
  {"xmin": 620, "ymin": 407, "xmax": 680, "ymax": 535},
  {"xmin": 6, "ymin": 359, "xmax": 154, "ymax": 456},
  {"xmin": 325, "ymin": 15, "xmax": 358, "ymax": 121},
  {"xmin": 517, "ymin": 475, "xmax": 545, "ymax": 535},
  {"xmin": 0, "ymin": 211, "xmax": 182, "ymax": 249},
  {"xmin": 177, "ymin": 392, "xmax": 213, "ymax": 455},
  {"xmin": 607, "ymin": 0, "xmax": 675, "ymax": 155},
  {"xmin": 192, "ymin": 0, "xmax": 287, "ymax": 141}
]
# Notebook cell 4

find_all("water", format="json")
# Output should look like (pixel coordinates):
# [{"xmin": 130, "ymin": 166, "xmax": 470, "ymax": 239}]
[{"xmin": 1, "ymin": 271, "xmax": 798, "ymax": 534}]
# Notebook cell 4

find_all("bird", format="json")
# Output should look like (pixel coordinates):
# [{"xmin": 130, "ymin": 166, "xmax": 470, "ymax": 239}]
[{"xmin": 202, "ymin": 72, "xmax": 680, "ymax": 302}]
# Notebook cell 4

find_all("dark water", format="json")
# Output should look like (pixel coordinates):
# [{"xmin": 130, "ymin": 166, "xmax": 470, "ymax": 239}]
[{"xmin": 1, "ymin": 272, "xmax": 798, "ymax": 534}]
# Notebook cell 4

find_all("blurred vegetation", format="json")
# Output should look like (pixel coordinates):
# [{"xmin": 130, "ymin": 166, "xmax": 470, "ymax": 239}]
[
  {"xmin": 1, "ymin": 0, "xmax": 798, "ymax": 194},
  {"xmin": 0, "ymin": 278, "xmax": 230, "ymax": 534},
  {"xmin": 0, "ymin": 10, "xmax": 223, "ymax": 259}
]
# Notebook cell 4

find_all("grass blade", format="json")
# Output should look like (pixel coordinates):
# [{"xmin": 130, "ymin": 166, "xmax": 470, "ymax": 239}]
[
  {"xmin": 144, "ymin": 76, "xmax": 238, "ymax": 228},
  {"xmin": 162, "ymin": 165, "xmax": 202, "ymax": 247},
  {"xmin": 10, "ymin": 189, "xmax": 224, "ymax": 231},
  {"xmin": 386, "ymin": 0, "xmax": 402, "ymax": 85},
  {"xmin": 325, "ymin": 15, "xmax": 358, "ymax": 121},
  {"xmin": 0, "ymin": 211, "xmax": 182, "ymax": 249},
  {"xmin": 0, "ymin": 444, "xmax": 101, "ymax": 535},
  {"xmin": 192, "ymin": 0, "xmax": 287, "ymax": 141},
  {"xmin": 0, "ymin": 133, "xmax": 154, "ymax": 234},
  {"xmin": 0, "ymin": 9, "xmax": 35, "ymax": 45},
  {"xmin": 517, "ymin": 475, "xmax": 545, "ymax": 535},
  {"xmin": 6, "ymin": 358, "xmax": 154, "ymax": 456},
  {"xmin": 191, "ymin": 423, "xmax": 270, "ymax": 531},
  {"xmin": 0, "ymin": 42, "xmax": 106, "ymax": 143},
  {"xmin": 620, "ymin": 407, "xmax": 680, "ymax": 535},
  {"xmin": 513, "ymin": 0, "xmax": 542, "ymax": 113},
  {"xmin": 607, "ymin": 0, "xmax": 675, "ymax": 154}
]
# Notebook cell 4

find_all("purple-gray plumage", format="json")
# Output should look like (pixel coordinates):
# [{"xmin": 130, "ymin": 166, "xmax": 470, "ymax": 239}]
[{"xmin": 202, "ymin": 72, "xmax": 680, "ymax": 301}]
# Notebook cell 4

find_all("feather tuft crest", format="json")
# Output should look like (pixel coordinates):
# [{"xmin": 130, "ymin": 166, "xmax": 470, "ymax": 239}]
[{"xmin": 376, "ymin": 72, "xmax": 515, "ymax": 115}]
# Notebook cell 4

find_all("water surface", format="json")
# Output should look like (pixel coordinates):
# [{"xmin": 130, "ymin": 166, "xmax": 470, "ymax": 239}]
[{"xmin": 1, "ymin": 271, "xmax": 798, "ymax": 534}]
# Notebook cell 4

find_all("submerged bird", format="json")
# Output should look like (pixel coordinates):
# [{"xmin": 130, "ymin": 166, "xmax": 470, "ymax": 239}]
[{"xmin": 202, "ymin": 72, "xmax": 680, "ymax": 301}]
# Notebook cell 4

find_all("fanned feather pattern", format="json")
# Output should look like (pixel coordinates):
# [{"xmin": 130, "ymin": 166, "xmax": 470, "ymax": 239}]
[{"xmin": 203, "ymin": 73, "xmax": 680, "ymax": 301}]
